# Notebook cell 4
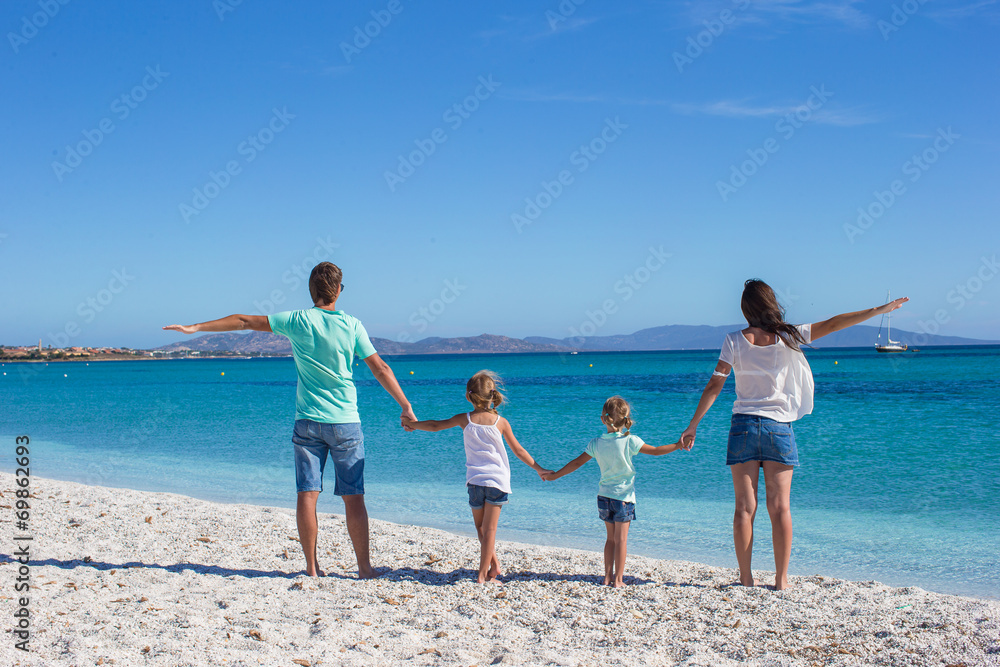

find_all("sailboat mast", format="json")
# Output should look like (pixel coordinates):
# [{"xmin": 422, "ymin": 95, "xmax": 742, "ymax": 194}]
[{"xmin": 886, "ymin": 289, "xmax": 891, "ymax": 340}]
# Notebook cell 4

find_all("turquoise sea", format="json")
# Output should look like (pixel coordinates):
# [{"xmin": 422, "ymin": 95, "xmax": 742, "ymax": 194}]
[{"xmin": 2, "ymin": 347, "xmax": 998, "ymax": 599}]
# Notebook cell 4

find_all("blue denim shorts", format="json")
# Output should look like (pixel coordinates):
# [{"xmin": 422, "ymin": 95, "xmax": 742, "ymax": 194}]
[
  {"xmin": 467, "ymin": 484, "xmax": 509, "ymax": 508},
  {"xmin": 726, "ymin": 414, "xmax": 799, "ymax": 466},
  {"xmin": 292, "ymin": 420, "xmax": 365, "ymax": 495},
  {"xmin": 598, "ymin": 495, "xmax": 636, "ymax": 523}
]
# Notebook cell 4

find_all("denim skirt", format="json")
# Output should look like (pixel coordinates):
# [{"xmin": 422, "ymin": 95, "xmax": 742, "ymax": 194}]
[{"xmin": 726, "ymin": 413, "xmax": 799, "ymax": 466}]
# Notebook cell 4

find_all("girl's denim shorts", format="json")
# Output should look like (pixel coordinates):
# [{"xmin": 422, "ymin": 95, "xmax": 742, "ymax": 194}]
[
  {"xmin": 597, "ymin": 495, "xmax": 636, "ymax": 523},
  {"xmin": 467, "ymin": 483, "xmax": 509, "ymax": 508},
  {"xmin": 726, "ymin": 413, "xmax": 799, "ymax": 466}
]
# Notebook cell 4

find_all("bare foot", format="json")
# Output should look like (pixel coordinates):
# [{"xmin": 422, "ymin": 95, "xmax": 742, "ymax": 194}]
[
  {"xmin": 487, "ymin": 565, "xmax": 503, "ymax": 581},
  {"xmin": 773, "ymin": 578, "xmax": 789, "ymax": 591},
  {"xmin": 304, "ymin": 567, "xmax": 325, "ymax": 577},
  {"xmin": 612, "ymin": 579, "xmax": 624, "ymax": 589},
  {"xmin": 738, "ymin": 575, "xmax": 757, "ymax": 587},
  {"xmin": 477, "ymin": 573, "xmax": 488, "ymax": 584},
  {"xmin": 357, "ymin": 567, "xmax": 384, "ymax": 580}
]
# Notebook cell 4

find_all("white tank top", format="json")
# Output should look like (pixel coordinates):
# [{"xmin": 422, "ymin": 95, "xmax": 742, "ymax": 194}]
[{"xmin": 463, "ymin": 412, "xmax": 511, "ymax": 493}]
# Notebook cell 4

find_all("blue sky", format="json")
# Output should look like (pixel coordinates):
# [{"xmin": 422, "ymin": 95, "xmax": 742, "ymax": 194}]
[{"xmin": 1, "ymin": 0, "xmax": 997, "ymax": 348}]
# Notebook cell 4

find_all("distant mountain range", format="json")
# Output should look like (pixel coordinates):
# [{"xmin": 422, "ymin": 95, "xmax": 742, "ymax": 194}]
[{"xmin": 155, "ymin": 324, "xmax": 998, "ymax": 355}]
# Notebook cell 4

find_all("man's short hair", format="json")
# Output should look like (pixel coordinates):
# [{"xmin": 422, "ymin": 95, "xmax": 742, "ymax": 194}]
[{"xmin": 309, "ymin": 262, "xmax": 343, "ymax": 305}]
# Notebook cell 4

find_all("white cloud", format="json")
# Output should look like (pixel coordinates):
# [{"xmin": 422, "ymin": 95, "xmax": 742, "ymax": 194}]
[{"xmin": 671, "ymin": 99, "xmax": 882, "ymax": 126}]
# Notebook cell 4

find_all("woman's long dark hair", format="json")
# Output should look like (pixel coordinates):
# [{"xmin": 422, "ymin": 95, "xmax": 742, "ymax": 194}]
[{"xmin": 741, "ymin": 279, "xmax": 808, "ymax": 351}]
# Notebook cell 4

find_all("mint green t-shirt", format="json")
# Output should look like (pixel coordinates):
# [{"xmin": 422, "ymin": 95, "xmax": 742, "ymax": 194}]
[
  {"xmin": 584, "ymin": 432, "xmax": 646, "ymax": 503},
  {"xmin": 267, "ymin": 308, "xmax": 377, "ymax": 423}
]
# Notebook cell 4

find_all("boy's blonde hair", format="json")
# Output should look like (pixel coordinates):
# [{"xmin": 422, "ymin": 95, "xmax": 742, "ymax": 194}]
[
  {"xmin": 466, "ymin": 370, "xmax": 505, "ymax": 414},
  {"xmin": 602, "ymin": 396, "xmax": 633, "ymax": 434}
]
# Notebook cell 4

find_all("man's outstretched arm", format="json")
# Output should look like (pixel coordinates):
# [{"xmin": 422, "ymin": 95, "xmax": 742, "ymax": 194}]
[{"xmin": 163, "ymin": 314, "xmax": 272, "ymax": 334}]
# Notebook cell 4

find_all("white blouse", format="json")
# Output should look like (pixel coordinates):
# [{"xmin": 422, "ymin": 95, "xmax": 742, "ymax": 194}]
[{"xmin": 718, "ymin": 324, "xmax": 814, "ymax": 423}]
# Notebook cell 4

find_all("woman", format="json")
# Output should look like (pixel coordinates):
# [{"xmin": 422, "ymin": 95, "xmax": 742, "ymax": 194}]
[{"xmin": 680, "ymin": 279, "xmax": 907, "ymax": 590}]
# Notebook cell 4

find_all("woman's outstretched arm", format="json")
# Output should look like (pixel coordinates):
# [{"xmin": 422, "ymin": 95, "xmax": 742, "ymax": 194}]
[
  {"xmin": 810, "ymin": 297, "xmax": 908, "ymax": 341},
  {"xmin": 680, "ymin": 360, "xmax": 731, "ymax": 449}
]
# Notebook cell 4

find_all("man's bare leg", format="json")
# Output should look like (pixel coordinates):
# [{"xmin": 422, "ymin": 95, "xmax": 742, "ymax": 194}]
[
  {"xmin": 296, "ymin": 491, "xmax": 323, "ymax": 577},
  {"xmin": 342, "ymin": 494, "xmax": 379, "ymax": 579}
]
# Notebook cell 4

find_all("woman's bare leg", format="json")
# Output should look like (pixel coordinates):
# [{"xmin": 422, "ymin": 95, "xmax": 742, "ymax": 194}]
[
  {"xmin": 762, "ymin": 461, "xmax": 794, "ymax": 590},
  {"xmin": 730, "ymin": 462, "xmax": 760, "ymax": 586}
]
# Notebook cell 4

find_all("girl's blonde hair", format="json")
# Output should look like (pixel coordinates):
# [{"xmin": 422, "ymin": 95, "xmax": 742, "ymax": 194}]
[
  {"xmin": 466, "ymin": 370, "xmax": 505, "ymax": 414},
  {"xmin": 602, "ymin": 396, "xmax": 633, "ymax": 434}
]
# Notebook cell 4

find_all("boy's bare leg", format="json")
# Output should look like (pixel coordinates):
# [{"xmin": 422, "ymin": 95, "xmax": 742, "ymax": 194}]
[
  {"xmin": 603, "ymin": 521, "xmax": 615, "ymax": 585},
  {"xmin": 296, "ymin": 491, "xmax": 323, "ymax": 577},
  {"xmin": 763, "ymin": 461, "xmax": 794, "ymax": 591},
  {"xmin": 731, "ymin": 461, "xmax": 761, "ymax": 587},
  {"xmin": 612, "ymin": 521, "xmax": 630, "ymax": 588},
  {"xmin": 342, "ymin": 494, "xmax": 379, "ymax": 579}
]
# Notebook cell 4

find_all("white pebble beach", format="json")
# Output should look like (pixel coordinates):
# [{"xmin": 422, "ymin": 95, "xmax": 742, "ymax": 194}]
[{"xmin": 2, "ymin": 472, "xmax": 997, "ymax": 666}]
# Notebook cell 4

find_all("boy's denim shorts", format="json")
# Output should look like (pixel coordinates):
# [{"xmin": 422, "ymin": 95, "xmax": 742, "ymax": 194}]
[
  {"xmin": 726, "ymin": 413, "xmax": 799, "ymax": 466},
  {"xmin": 292, "ymin": 420, "xmax": 365, "ymax": 495},
  {"xmin": 467, "ymin": 483, "xmax": 509, "ymax": 509},
  {"xmin": 598, "ymin": 495, "xmax": 636, "ymax": 523}
]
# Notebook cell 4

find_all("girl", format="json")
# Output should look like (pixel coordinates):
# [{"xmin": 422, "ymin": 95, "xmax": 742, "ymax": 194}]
[
  {"xmin": 402, "ymin": 370, "xmax": 550, "ymax": 584},
  {"xmin": 681, "ymin": 279, "xmax": 908, "ymax": 590},
  {"xmin": 544, "ymin": 396, "xmax": 686, "ymax": 587}
]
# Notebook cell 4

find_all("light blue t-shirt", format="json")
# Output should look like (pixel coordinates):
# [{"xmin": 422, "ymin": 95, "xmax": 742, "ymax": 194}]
[
  {"xmin": 584, "ymin": 432, "xmax": 646, "ymax": 503},
  {"xmin": 267, "ymin": 308, "xmax": 377, "ymax": 424}
]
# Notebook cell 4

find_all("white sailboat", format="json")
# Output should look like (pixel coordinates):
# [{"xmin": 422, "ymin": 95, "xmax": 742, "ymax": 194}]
[{"xmin": 875, "ymin": 290, "xmax": 908, "ymax": 353}]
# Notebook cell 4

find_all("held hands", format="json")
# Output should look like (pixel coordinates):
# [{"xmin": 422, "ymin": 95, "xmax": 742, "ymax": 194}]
[
  {"xmin": 541, "ymin": 471, "xmax": 559, "ymax": 482},
  {"xmin": 534, "ymin": 465, "xmax": 554, "ymax": 481},
  {"xmin": 679, "ymin": 426, "xmax": 697, "ymax": 451},
  {"xmin": 401, "ymin": 410, "xmax": 418, "ymax": 432}
]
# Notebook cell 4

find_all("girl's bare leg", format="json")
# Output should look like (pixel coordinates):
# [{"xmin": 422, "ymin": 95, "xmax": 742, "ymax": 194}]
[
  {"xmin": 762, "ymin": 461, "xmax": 794, "ymax": 590},
  {"xmin": 472, "ymin": 504, "xmax": 502, "ymax": 583},
  {"xmin": 612, "ymin": 521, "xmax": 630, "ymax": 588},
  {"xmin": 603, "ymin": 521, "xmax": 615, "ymax": 585},
  {"xmin": 731, "ymin": 461, "xmax": 761, "ymax": 586}
]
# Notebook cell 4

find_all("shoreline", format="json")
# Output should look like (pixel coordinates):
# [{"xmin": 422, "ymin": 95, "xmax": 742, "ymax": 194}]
[
  {"xmin": 2, "ymin": 473, "xmax": 998, "ymax": 666},
  {"xmin": 5, "ymin": 467, "xmax": 997, "ymax": 601}
]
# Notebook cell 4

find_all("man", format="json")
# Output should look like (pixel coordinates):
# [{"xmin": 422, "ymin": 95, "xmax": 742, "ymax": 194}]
[{"xmin": 164, "ymin": 262, "xmax": 415, "ymax": 578}]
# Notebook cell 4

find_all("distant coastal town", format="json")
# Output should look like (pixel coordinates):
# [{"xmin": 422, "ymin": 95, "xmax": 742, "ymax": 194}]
[{"xmin": 0, "ymin": 340, "xmax": 273, "ymax": 362}]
